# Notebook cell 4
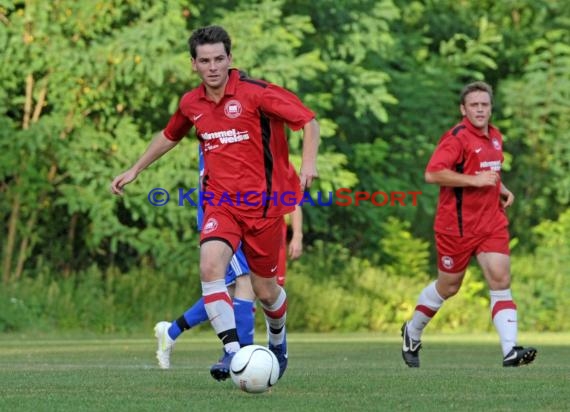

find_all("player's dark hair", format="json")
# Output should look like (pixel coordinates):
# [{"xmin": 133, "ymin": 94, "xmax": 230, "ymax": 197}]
[
  {"xmin": 188, "ymin": 25, "xmax": 232, "ymax": 59},
  {"xmin": 460, "ymin": 81, "xmax": 493, "ymax": 105}
]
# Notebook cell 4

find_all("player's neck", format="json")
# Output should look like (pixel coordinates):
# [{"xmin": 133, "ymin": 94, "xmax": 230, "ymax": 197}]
[{"xmin": 205, "ymin": 80, "xmax": 229, "ymax": 104}]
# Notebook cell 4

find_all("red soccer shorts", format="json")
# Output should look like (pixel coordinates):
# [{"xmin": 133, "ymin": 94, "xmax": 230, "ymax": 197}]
[
  {"xmin": 435, "ymin": 227, "xmax": 510, "ymax": 273},
  {"xmin": 200, "ymin": 206, "xmax": 285, "ymax": 277}
]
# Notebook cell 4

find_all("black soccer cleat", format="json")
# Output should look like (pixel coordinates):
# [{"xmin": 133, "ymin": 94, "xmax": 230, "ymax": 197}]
[
  {"xmin": 268, "ymin": 337, "xmax": 288, "ymax": 380},
  {"xmin": 401, "ymin": 322, "xmax": 422, "ymax": 368},
  {"xmin": 502, "ymin": 346, "xmax": 537, "ymax": 367},
  {"xmin": 210, "ymin": 350, "xmax": 235, "ymax": 381}
]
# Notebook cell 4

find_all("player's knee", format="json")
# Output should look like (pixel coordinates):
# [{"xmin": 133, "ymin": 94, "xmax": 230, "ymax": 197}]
[
  {"xmin": 200, "ymin": 260, "xmax": 223, "ymax": 281},
  {"xmin": 438, "ymin": 282, "xmax": 461, "ymax": 299},
  {"xmin": 490, "ymin": 274, "xmax": 511, "ymax": 290},
  {"xmin": 253, "ymin": 288, "xmax": 272, "ymax": 304},
  {"xmin": 235, "ymin": 277, "xmax": 255, "ymax": 300},
  {"xmin": 252, "ymin": 282, "xmax": 279, "ymax": 305},
  {"xmin": 447, "ymin": 284, "xmax": 461, "ymax": 297}
]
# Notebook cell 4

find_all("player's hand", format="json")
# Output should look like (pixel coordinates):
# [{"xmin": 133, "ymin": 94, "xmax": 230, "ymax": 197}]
[
  {"xmin": 288, "ymin": 236, "xmax": 303, "ymax": 260},
  {"xmin": 472, "ymin": 170, "xmax": 499, "ymax": 187},
  {"xmin": 299, "ymin": 164, "xmax": 318, "ymax": 191},
  {"xmin": 110, "ymin": 169, "xmax": 138, "ymax": 195},
  {"xmin": 500, "ymin": 189, "xmax": 515, "ymax": 208}
]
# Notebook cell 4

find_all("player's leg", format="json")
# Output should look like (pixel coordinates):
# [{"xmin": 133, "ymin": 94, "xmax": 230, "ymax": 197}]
[
  {"xmin": 200, "ymin": 211, "xmax": 243, "ymax": 381},
  {"xmin": 402, "ymin": 233, "xmax": 470, "ymax": 367},
  {"xmin": 242, "ymin": 216, "xmax": 288, "ymax": 379},
  {"xmin": 156, "ymin": 247, "xmax": 253, "ymax": 370},
  {"xmin": 200, "ymin": 239, "xmax": 240, "ymax": 380},
  {"xmin": 229, "ymin": 247, "xmax": 255, "ymax": 346},
  {"xmin": 154, "ymin": 298, "xmax": 209, "ymax": 369},
  {"xmin": 250, "ymin": 273, "xmax": 288, "ymax": 378},
  {"xmin": 476, "ymin": 229, "xmax": 536, "ymax": 366},
  {"xmin": 233, "ymin": 276, "xmax": 255, "ymax": 345},
  {"xmin": 401, "ymin": 269, "xmax": 465, "ymax": 367}
]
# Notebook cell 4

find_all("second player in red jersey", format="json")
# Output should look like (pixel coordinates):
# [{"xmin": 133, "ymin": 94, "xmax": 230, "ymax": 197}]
[{"xmin": 400, "ymin": 81, "xmax": 536, "ymax": 369}]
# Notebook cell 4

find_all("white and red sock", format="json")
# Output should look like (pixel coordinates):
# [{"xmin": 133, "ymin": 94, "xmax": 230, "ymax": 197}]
[
  {"xmin": 408, "ymin": 281, "xmax": 445, "ymax": 340},
  {"xmin": 202, "ymin": 279, "xmax": 240, "ymax": 354},
  {"xmin": 490, "ymin": 289, "xmax": 518, "ymax": 356},
  {"xmin": 261, "ymin": 287, "xmax": 287, "ymax": 346}
]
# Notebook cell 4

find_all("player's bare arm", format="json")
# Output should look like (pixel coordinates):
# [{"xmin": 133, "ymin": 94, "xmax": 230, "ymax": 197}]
[
  {"xmin": 299, "ymin": 118, "xmax": 320, "ymax": 190},
  {"xmin": 500, "ymin": 183, "xmax": 515, "ymax": 208},
  {"xmin": 425, "ymin": 169, "xmax": 499, "ymax": 188},
  {"xmin": 288, "ymin": 206, "xmax": 303, "ymax": 259},
  {"xmin": 111, "ymin": 131, "xmax": 179, "ymax": 195}
]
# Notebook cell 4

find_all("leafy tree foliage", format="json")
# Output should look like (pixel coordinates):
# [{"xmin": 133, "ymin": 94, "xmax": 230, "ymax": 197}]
[
  {"xmin": 500, "ymin": 29, "xmax": 570, "ymax": 238},
  {"xmin": 0, "ymin": 0, "xmax": 199, "ymax": 283}
]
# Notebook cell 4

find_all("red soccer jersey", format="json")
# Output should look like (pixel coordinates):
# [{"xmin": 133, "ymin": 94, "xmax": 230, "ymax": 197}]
[
  {"xmin": 163, "ymin": 69, "xmax": 314, "ymax": 217},
  {"xmin": 426, "ymin": 118, "xmax": 508, "ymax": 236}
]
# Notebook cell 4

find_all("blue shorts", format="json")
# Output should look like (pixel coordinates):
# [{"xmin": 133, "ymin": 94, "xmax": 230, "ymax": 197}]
[{"xmin": 225, "ymin": 245, "xmax": 249, "ymax": 285}]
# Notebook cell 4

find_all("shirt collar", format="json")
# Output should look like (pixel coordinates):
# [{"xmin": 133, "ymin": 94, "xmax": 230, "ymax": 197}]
[
  {"xmin": 462, "ymin": 117, "xmax": 498, "ymax": 139},
  {"xmin": 197, "ymin": 68, "xmax": 239, "ymax": 100}
]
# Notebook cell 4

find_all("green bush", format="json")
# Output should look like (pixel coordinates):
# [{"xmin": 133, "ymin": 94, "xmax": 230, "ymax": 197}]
[
  {"xmin": 510, "ymin": 208, "xmax": 570, "ymax": 332},
  {"xmin": 1, "ymin": 265, "xmax": 203, "ymax": 333},
  {"xmin": 2, "ymin": 212, "xmax": 568, "ymax": 334}
]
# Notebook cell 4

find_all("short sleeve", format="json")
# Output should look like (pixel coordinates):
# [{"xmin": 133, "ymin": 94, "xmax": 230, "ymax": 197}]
[
  {"xmin": 259, "ymin": 84, "xmax": 315, "ymax": 131},
  {"xmin": 426, "ymin": 134, "xmax": 464, "ymax": 172},
  {"xmin": 163, "ymin": 108, "xmax": 193, "ymax": 141}
]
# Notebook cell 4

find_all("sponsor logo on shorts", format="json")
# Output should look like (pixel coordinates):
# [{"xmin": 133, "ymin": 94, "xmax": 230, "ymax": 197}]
[
  {"xmin": 203, "ymin": 218, "xmax": 218, "ymax": 234},
  {"xmin": 441, "ymin": 255, "xmax": 454, "ymax": 270}
]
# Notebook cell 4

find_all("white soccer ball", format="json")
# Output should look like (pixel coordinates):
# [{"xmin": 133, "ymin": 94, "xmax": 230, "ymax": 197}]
[{"xmin": 230, "ymin": 345, "xmax": 280, "ymax": 393}]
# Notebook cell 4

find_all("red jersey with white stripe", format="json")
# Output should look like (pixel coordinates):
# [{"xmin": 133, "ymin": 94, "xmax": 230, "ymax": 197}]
[
  {"xmin": 163, "ymin": 69, "xmax": 314, "ymax": 217},
  {"xmin": 426, "ymin": 118, "xmax": 508, "ymax": 236}
]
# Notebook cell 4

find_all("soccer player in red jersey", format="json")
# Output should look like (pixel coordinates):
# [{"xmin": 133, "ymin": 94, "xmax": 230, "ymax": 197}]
[
  {"xmin": 111, "ymin": 25, "xmax": 319, "ymax": 381},
  {"xmin": 400, "ymin": 81, "xmax": 537, "ymax": 368}
]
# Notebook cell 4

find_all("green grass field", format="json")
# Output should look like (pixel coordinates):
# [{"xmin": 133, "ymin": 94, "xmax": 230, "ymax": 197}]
[{"xmin": 0, "ymin": 332, "xmax": 568, "ymax": 411}]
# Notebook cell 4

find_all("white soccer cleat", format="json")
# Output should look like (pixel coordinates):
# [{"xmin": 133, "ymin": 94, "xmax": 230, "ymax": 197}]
[{"xmin": 154, "ymin": 321, "xmax": 175, "ymax": 369}]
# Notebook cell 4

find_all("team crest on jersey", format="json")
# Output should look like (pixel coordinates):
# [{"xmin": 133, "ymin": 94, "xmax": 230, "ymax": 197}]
[
  {"xmin": 441, "ymin": 256, "xmax": 454, "ymax": 270},
  {"xmin": 203, "ymin": 218, "xmax": 218, "ymax": 234},
  {"xmin": 224, "ymin": 100, "xmax": 242, "ymax": 119},
  {"xmin": 491, "ymin": 137, "xmax": 501, "ymax": 150}
]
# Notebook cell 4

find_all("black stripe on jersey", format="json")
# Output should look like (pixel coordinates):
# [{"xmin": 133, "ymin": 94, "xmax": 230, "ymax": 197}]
[
  {"xmin": 260, "ymin": 111, "xmax": 273, "ymax": 218},
  {"xmin": 454, "ymin": 162, "xmax": 465, "ymax": 237},
  {"xmin": 239, "ymin": 70, "xmax": 268, "ymax": 88},
  {"xmin": 452, "ymin": 124, "xmax": 466, "ymax": 136},
  {"xmin": 452, "ymin": 124, "xmax": 466, "ymax": 236},
  {"xmin": 201, "ymin": 174, "xmax": 209, "ymax": 217}
]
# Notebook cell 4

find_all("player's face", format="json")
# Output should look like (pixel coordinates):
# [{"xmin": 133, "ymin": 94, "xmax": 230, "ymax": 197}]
[
  {"xmin": 460, "ymin": 91, "xmax": 492, "ymax": 131},
  {"xmin": 192, "ymin": 43, "xmax": 232, "ymax": 91}
]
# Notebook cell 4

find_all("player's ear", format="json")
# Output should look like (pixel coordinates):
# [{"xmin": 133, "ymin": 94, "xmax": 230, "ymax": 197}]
[{"xmin": 460, "ymin": 104, "xmax": 466, "ymax": 116}]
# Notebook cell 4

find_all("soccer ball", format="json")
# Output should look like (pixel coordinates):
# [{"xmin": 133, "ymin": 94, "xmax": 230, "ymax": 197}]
[{"xmin": 230, "ymin": 345, "xmax": 280, "ymax": 393}]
